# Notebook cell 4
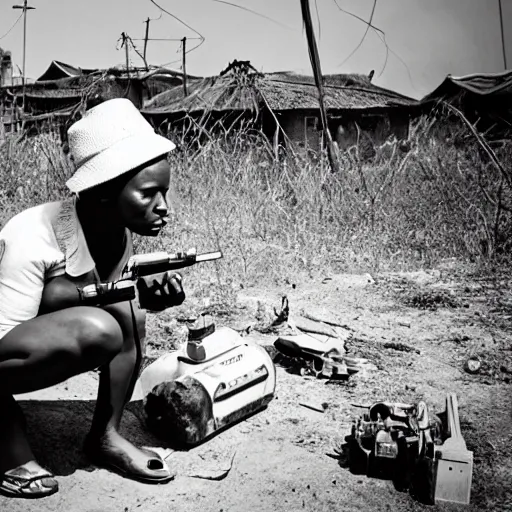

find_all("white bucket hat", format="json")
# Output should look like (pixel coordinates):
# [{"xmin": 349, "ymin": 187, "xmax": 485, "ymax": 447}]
[{"xmin": 66, "ymin": 98, "xmax": 176, "ymax": 193}]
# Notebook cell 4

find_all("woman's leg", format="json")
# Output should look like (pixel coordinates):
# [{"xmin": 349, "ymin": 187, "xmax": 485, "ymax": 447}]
[
  {"xmin": 85, "ymin": 301, "xmax": 174, "ymax": 481},
  {"xmin": 0, "ymin": 301, "xmax": 172, "ymax": 483},
  {"xmin": 0, "ymin": 395, "xmax": 33, "ymax": 475},
  {"xmin": 88, "ymin": 301, "xmax": 144, "ymax": 438},
  {"xmin": 0, "ymin": 306, "xmax": 123, "ymax": 473}
]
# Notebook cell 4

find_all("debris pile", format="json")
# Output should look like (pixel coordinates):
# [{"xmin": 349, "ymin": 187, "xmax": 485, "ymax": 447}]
[
  {"xmin": 264, "ymin": 296, "xmax": 375, "ymax": 380},
  {"xmin": 337, "ymin": 393, "xmax": 473, "ymax": 506}
]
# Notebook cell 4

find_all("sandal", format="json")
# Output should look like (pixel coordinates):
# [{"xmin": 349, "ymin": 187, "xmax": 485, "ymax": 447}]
[{"xmin": 0, "ymin": 461, "xmax": 59, "ymax": 499}]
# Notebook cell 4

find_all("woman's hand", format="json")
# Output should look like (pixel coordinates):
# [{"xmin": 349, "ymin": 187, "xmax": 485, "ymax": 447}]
[{"xmin": 136, "ymin": 271, "xmax": 185, "ymax": 312}]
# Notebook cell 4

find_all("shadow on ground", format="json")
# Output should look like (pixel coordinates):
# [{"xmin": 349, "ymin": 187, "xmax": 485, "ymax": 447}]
[{"xmin": 18, "ymin": 399, "xmax": 165, "ymax": 477}]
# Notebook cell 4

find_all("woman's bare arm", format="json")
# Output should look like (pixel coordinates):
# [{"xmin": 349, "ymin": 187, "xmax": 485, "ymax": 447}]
[{"xmin": 38, "ymin": 273, "xmax": 96, "ymax": 315}]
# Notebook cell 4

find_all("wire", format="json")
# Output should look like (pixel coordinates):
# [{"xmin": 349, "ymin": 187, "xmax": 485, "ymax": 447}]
[
  {"xmin": 130, "ymin": 37, "xmax": 203, "ymax": 41},
  {"xmin": 375, "ymin": 31, "xmax": 389, "ymax": 77},
  {"xmin": 334, "ymin": 0, "xmax": 382, "ymax": 32},
  {"xmin": 0, "ymin": 13, "xmax": 23, "ymax": 40},
  {"xmin": 212, "ymin": 0, "xmax": 294, "ymax": 31},
  {"xmin": 338, "ymin": 0, "xmax": 377, "ymax": 69},
  {"xmin": 126, "ymin": 35, "xmax": 147, "ymax": 67},
  {"xmin": 370, "ymin": 23, "xmax": 414, "ymax": 86},
  {"xmin": 148, "ymin": 11, "xmax": 163, "ymax": 22},
  {"xmin": 314, "ymin": 0, "xmax": 321, "ymax": 40},
  {"xmin": 157, "ymin": 38, "xmax": 205, "ymax": 68},
  {"xmin": 332, "ymin": 1, "xmax": 390, "ymax": 77},
  {"xmin": 333, "ymin": 0, "xmax": 415, "ymax": 89},
  {"xmin": 146, "ymin": 0, "xmax": 206, "ymax": 67},
  {"xmin": 148, "ymin": 0, "xmax": 205, "ymax": 40}
]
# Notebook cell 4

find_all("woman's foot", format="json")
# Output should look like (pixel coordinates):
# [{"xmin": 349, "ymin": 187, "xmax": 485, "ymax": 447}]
[
  {"xmin": 84, "ymin": 429, "xmax": 175, "ymax": 484},
  {"xmin": 0, "ymin": 460, "xmax": 59, "ymax": 499}
]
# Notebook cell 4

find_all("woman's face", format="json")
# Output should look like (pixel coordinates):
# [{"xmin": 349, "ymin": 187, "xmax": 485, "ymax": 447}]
[{"xmin": 117, "ymin": 157, "xmax": 171, "ymax": 236}]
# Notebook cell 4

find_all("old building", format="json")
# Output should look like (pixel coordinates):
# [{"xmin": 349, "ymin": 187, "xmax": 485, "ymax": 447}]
[
  {"xmin": 419, "ymin": 70, "xmax": 512, "ymax": 140},
  {"xmin": 0, "ymin": 59, "xmax": 195, "ymax": 134},
  {"xmin": 36, "ymin": 60, "xmax": 97, "ymax": 82},
  {"xmin": 142, "ymin": 61, "xmax": 418, "ymax": 151}
]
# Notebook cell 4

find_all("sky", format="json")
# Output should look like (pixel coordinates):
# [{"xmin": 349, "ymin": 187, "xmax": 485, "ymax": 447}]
[{"xmin": 0, "ymin": 0, "xmax": 511, "ymax": 99}]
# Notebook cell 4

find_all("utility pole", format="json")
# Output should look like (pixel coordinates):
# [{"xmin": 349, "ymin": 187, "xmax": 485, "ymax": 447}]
[
  {"xmin": 121, "ymin": 32, "xmax": 130, "ymax": 78},
  {"xmin": 498, "ymin": 0, "xmax": 508, "ymax": 70},
  {"xmin": 182, "ymin": 37, "xmax": 188, "ymax": 97},
  {"xmin": 299, "ymin": 0, "xmax": 340, "ymax": 173},
  {"xmin": 12, "ymin": 0, "xmax": 35, "ymax": 112},
  {"xmin": 143, "ymin": 17, "xmax": 150, "ymax": 70}
]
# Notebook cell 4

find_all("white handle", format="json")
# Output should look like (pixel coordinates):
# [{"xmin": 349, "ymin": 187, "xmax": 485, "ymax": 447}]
[{"xmin": 446, "ymin": 393, "xmax": 462, "ymax": 440}]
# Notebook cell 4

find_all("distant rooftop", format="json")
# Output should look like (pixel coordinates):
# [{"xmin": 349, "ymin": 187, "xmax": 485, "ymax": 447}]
[
  {"xmin": 143, "ymin": 64, "xmax": 417, "ymax": 116},
  {"xmin": 421, "ymin": 70, "xmax": 512, "ymax": 102}
]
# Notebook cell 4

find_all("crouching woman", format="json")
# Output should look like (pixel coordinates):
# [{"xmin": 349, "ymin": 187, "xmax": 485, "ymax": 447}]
[{"xmin": 0, "ymin": 98, "xmax": 183, "ymax": 498}]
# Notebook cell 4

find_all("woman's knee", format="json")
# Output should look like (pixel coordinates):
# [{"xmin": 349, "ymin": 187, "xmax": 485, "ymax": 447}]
[
  {"xmin": 75, "ymin": 307, "xmax": 124, "ymax": 360},
  {"xmin": 0, "ymin": 307, "xmax": 125, "ymax": 389}
]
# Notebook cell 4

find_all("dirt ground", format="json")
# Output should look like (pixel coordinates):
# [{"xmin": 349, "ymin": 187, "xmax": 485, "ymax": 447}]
[{"xmin": 2, "ymin": 260, "xmax": 512, "ymax": 512}]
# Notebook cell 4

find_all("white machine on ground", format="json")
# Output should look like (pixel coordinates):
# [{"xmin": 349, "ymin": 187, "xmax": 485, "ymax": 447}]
[{"xmin": 139, "ymin": 315, "xmax": 276, "ymax": 445}]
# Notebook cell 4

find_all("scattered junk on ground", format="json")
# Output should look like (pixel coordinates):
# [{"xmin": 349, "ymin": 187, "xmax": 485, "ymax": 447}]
[
  {"xmin": 137, "ymin": 294, "xmax": 474, "ymax": 507},
  {"xmin": 464, "ymin": 356, "xmax": 482, "ymax": 374},
  {"xmin": 137, "ymin": 294, "xmax": 369, "ymax": 450},
  {"xmin": 267, "ymin": 296, "xmax": 374, "ymax": 380},
  {"xmin": 140, "ymin": 313, "xmax": 276, "ymax": 446},
  {"xmin": 340, "ymin": 393, "xmax": 473, "ymax": 506}
]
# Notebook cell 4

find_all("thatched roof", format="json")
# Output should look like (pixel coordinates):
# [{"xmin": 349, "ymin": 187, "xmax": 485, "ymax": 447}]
[
  {"xmin": 3, "ymin": 63, "xmax": 199, "ymax": 99},
  {"xmin": 261, "ymin": 72, "xmax": 415, "ymax": 110},
  {"xmin": 3, "ymin": 71, "xmax": 132, "ymax": 95},
  {"xmin": 1, "ymin": 66, "xmax": 196, "ymax": 116},
  {"xmin": 0, "ymin": 72, "xmax": 147, "ymax": 123},
  {"xmin": 142, "ymin": 67, "xmax": 417, "ymax": 116},
  {"xmin": 142, "ymin": 73, "xmax": 260, "ymax": 113}
]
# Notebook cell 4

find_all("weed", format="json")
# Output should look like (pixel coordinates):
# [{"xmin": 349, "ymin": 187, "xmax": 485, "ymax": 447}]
[
  {"xmin": 403, "ymin": 288, "xmax": 460, "ymax": 310},
  {"xmin": 2, "ymin": 113, "xmax": 512, "ymax": 293}
]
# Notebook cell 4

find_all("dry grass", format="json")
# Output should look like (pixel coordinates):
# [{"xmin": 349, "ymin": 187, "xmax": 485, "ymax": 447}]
[
  {"xmin": 154, "ymin": 115, "xmax": 512, "ymax": 288},
  {"xmin": 1, "ymin": 115, "xmax": 512, "ymax": 295}
]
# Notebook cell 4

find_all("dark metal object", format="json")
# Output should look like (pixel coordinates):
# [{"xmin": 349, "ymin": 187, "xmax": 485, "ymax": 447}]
[
  {"xmin": 78, "ymin": 281, "xmax": 136, "ymax": 306},
  {"xmin": 77, "ymin": 248, "xmax": 222, "ymax": 308},
  {"xmin": 346, "ymin": 401, "xmax": 442, "ymax": 503}
]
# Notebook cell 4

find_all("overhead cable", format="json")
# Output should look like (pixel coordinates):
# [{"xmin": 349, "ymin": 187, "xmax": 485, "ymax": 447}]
[{"xmin": 0, "ymin": 13, "xmax": 23, "ymax": 40}]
